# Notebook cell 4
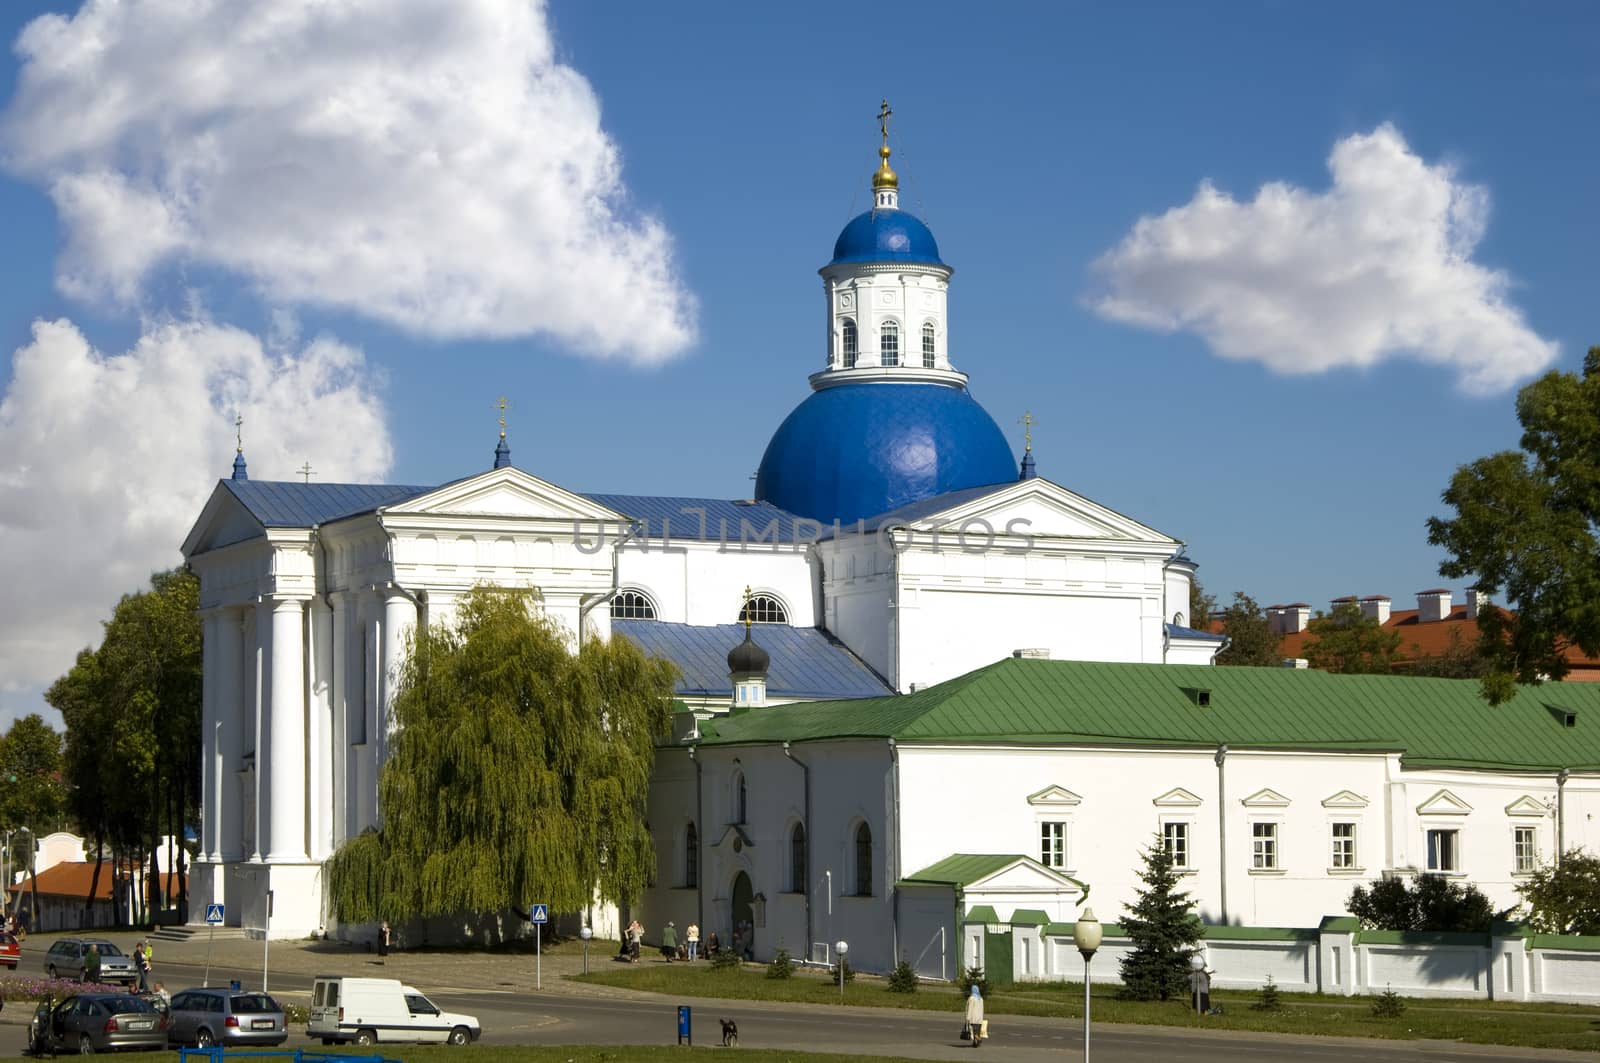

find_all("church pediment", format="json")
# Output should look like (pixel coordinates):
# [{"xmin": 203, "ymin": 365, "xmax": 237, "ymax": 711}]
[
  {"xmin": 1321, "ymin": 790, "xmax": 1370, "ymax": 809},
  {"xmin": 1153, "ymin": 787, "xmax": 1202, "ymax": 808},
  {"xmin": 1504, "ymin": 795, "xmax": 1549, "ymax": 818},
  {"xmin": 1416, "ymin": 789, "xmax": 1473, "ymax": 816},
  {"xmin": 1240, "ymin": 787, "xmax": 1291, "ymax": 808},
  {"xmin": 385, "ymin": 467, "xmax": 624, "ymax": 523},
  {"xmin": 894, "ymin": 479, "xmax": 1179, "ymax": 547},
  {"xmin": 182, "ymin": 482, "xmax": 266, "ymax": 556},
  {"xmin": 1027, "ymin": 785, "xmax": 1083, "ymax": 808}
]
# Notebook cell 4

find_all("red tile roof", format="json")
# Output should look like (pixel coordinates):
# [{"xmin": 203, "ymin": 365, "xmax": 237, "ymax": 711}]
[{"xmin": 6, "ymin": 861, "xmax": 183, "ymax": 901}]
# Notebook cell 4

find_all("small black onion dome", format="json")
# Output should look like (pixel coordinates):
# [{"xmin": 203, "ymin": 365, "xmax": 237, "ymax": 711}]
[{"xmin": 727, "ymin": 630, "xmax": 770, "ymax": 676}]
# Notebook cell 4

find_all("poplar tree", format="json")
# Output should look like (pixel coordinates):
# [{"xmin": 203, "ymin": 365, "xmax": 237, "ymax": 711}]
[
  {"xmin": 1118, "ymin": 837, "xmax": 1202, "ymax": 1000},
  {"xmin": 325, "ymin": 585, "xmax": 678, "ymax": 922}
]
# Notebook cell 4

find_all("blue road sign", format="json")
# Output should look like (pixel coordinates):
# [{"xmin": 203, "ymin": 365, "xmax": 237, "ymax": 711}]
[
  {"xmin": 530, "ymin": 904, "xmax": 549, "ymax": 924},
  {"xmin": 205, "ymin": 903, "xmax": 225, "ymax": 925}
]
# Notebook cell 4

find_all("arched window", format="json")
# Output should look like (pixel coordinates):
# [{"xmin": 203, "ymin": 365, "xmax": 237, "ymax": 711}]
[
  {"xmin": 685, "ymin": 822, "xmax": 698, "ymax": 888},
  {"xmin": 789, "ymin": 823, "xmax": 807, "ymax": 893},
  {"xmin": 841, "ymin": 320, "xmax": 858, "ymax": 369},
  {"xmin": 854, "ymin": 822, "xmax": 873, "ymax": 896},
  {"xmin": 880, "ymin": 321, "xmax": 900, "ymax": 367},
  {"xmin": 922, "ymin": 322, "xmax": 937, "ymax": 368},
  {"xmin": 611, "ymin": 589, "xmax": 657, "ymax": 620},
  {"xmin": 732, "ymin": 772, "xmax": 747, "ymax": 825},
  {"xmin": 738, "ymin": 594, "xmax": 788, "ymax": 625}
]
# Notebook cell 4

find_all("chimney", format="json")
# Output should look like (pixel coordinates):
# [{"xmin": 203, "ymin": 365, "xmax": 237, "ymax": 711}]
[
  {"xmin": 1284, "ymin": 603, "xmax": 1311, "ymax": 633},
  {"xmin": 1265, "ymin": 605, "xmax": 1286, "ymax": 634},
  {"xmin": 1359, "ymin": 595, "xmax": 1391, "ymax": 625},
  {"xmin": 1330, "ymin": 595, "xmax": 1358, "ymax": 616},
  {"xmin": 1417, "ymin": 588, "xmax": 1452, "ymax": 623},
  {"xmin": 1012, "ymin": 647, "xmax": 1051, "ymax": 660},
  {"xmin": 1465, "ymin": 587, "xmax": 1488, "ymax": 620}
]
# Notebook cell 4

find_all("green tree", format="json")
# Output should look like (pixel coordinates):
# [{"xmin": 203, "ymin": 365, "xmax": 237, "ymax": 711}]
[
  {"xmin": 0, "ymin": 715, "xmax": 67, "ymax": 830},
  {"xmin": 1212, "ymin": 592, "xmax": 1282, "ymax": 667},
  {"xmin": 1187, "ymin": 577, "xmax": 1217, "ymax": 632},
  {"xmin": 1118, "ymin": 836, "xmax": 1202, "ymax": 1001},
  {"xmin": 1301, "ymin": 601, "xmax": 1402, "ymax": 674},
  {"xmin": 1427, "ymin": 346, "xmax": 1600, "ymax": 704},
  {"xmin": 1517, "ymin": 850, "xmax": 1600, "ymax": 935},
  {"xmin": 325, "ymin": 586, "xmax": 677, "ymax": 922},
  {"xmin": 1347, "ymin": 874, "xmax": 1493, "ymax": 932}
]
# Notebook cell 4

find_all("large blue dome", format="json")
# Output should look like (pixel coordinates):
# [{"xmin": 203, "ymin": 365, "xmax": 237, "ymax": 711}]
[
  {"xmin": 756, "ymin": 383, "xmax": 1015, "ymax": 525},
  {"xmin": 830, "ymin": 209, "xmax": 945, "ymax": 266}
]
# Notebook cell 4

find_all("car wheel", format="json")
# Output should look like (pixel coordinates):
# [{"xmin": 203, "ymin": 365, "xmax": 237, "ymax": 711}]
[
  {"xmin": 355, "ymin": 1030, "xmax": 377, "ymax": 1047},
  {"xmin": 195, "ymin": 1029, "xmax": 214, "ymax": 1048},
  {"xmin": 78, "ymin": 1034, "xmax": 94, "ymax": 1055},
  {"xmin": 448, "ymin": 1027, "xmax": 470, "ymax": 1046}
]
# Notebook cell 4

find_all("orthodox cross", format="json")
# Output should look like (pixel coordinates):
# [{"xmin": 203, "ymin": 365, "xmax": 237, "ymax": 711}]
[
  {"xmin": 877, "ymin": 100, "xmax": 893, "ymax": 146},
  {"xmin": 234, "ymin": 413, "xmax": 244, "ymax": 454},
  {"xmin": 742, "ymin": 585, "xmax": 754, "ymax": 633},
  {"xmin": 298, "ymin": 462, "xmax": 316, "ymax": 484},
  {"xmin": 1019, "ymin": 411, "xmax": 1037, "ymax": 453},
  {"xmin": 495, "ymin": 395, "xmax": 511, "ymax": 438}
]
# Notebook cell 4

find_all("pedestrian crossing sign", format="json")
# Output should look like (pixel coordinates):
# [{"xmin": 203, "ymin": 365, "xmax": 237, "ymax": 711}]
[
  {"xmin": 530, "ymin": 904, "xmax": 549, "ymax": 924},
  {"xmin": 205, "ymin": 903, "xmax": 225, "ymax": 924}
]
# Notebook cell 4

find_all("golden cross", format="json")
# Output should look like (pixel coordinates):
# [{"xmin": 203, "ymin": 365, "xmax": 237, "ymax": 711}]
[
  {"xmin": 877, "ymin": 100, "xmax": 893, "ymax": 146},
  {"xmin": 234, "ymin": 413, "xmax": 244, "ymax": 454},
  {"xmin": 1019, "ymin": 411, "xmax": 1037, "ymax": 453},
  {"xmin": 742, "ymin": 585, "xmax": 753, "ymax": 633},
  {"xmin": 298, "ymin": 462, "xmax": 315, "ymax": 484},
  {"xmin": 495, "ymin": 395, "xmax": 511, "ymax": 439}
]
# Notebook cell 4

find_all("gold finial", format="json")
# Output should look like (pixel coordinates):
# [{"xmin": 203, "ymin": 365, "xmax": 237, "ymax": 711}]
[
  {"xmin": 298, "ymin": 461, "xmax": 315, "ymax": 484},
  {"xmin": 234, "ymin": 413, "xmax": 244, "ymax": 454},
  {"xmin": 1019, "ymin": 411, "xmax": 1037, "ymax": 453},
  {"xmin": 873, "ymin": 99, "xmax": 898, "ymax": 191},
  {"xmin": 742, "ymin": 585, "xmax": 753, "ymax": 634},
  {"xmin": 495, "ymin": 395, "xmax": 511, "ymax": 439}
]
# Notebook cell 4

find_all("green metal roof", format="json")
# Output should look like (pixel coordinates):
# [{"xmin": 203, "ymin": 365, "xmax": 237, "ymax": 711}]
[
  {"xmin": 1010, "ymin": 909, "xmax": 1050, "ymax": 927},
  {"xmin": 904, "ymin": 854, "xmax": 1028, "ymax": 887},
  {"xmin": 964, "ymin": 905, "xmax": 999, "ymax": 925},
  {"xmin": 695, "ymin": 657, "xmax": 1600, "ymax": 771}
]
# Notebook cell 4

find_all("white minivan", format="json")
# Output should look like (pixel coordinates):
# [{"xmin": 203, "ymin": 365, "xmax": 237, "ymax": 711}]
[{"xmin": 308, "ymin": 976, "xmax": 481, "ymax": 1046}]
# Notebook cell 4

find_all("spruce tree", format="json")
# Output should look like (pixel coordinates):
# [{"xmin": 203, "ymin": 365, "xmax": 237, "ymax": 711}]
[{"xmin": 1118, "ymin": 836, "xmax": 1203, "ymax": 1000}]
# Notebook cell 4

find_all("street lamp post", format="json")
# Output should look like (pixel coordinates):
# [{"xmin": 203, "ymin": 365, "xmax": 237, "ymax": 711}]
[
  {"xmin": 580, "ymin": 925, "xmax": 593, "ymax": 975},
  {"xmin": 1189, "ymin": 953, "xmax": 1206, "ymax": 1015},
  {"xmin": 834, "ymin": 940, "xmax": 849, "ymax": 1003},
  {"xmin": 1073, "ymin": 907, "xmax": 1102, "ymax": 1063}
]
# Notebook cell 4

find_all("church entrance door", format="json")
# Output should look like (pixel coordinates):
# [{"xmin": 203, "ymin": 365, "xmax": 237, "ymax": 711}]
[{"xmin": 731, "ymin": 871, "xmax": 754, "ymax": 959}]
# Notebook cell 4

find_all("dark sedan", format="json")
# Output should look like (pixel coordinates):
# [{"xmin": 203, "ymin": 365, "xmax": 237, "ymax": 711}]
[{"xmin": 34, "ymin": 992, "xmax": 167, "ymax": 1054}]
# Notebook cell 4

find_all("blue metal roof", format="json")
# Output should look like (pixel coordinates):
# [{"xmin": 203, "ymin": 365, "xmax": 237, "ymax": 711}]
[
  {"xmin": 582, "ymin": 494, "xmax": 812, "ymax": 544},
  {"xmin": 830, "ymin": 209, "xmax": 945, "ymax": 266},
  {"xmin": 852, "ymin": 483, "xmax": 1015, "ymax": 533},
  {"xmin": 223, "ymin": 479, "xmax": 432, "ymax": 527},
  {"xmin": 613, "ymin": 621, "xmax": 893, "ymax": 701},
  {"xmin": 756, "ymin": 383, "xmax": 1016, "ymax": 526},
  {"xmin": 1166, "ymin": 623, "xmax": 1227, "ymax": 643}
]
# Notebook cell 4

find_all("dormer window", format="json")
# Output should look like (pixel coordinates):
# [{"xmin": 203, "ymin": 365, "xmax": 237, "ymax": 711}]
[
  {"xmin": 841, "ymin": 320, "xmax": 858, "ymax": 369},
  {"xmin": 880, "ymin": 321, "xmax": 900, "ymax": 367},
  {"xmin": 922, "ymin": 322, "xmax": 936, "ymax": 368},
  {"xmin": 611, "ymin": 589, "xmax": 657, "ymax": 620},
  {"xmin": 738, "ymin": 594, "xmax": 788, "ymax": 625}
]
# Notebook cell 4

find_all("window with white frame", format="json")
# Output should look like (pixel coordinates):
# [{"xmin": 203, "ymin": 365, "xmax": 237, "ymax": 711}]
[
  {"xmin": 1040, "ymin": 821, "xmax": 1067, "ymax": 869},
  {"xmin": 921, "ymin": 322, "xmax": 936, "ymax": 368},
  {"xmin": 1162, "ymin": 821, "xmax": 1190, "ymax": 869},
  {"xmin": 1427, "ymin": 828, "xmax": 1460, "ymax": 872},
  {"xmin": 1514, "ymin": 826, "xmax": 1538, "ymax": 873},
  {"xmin": 841, "ymin": 320, "xmax": 858, "ymax": 368},
  {"xmin": 880, "ymin": 321, "xmax": 900, "ymax": 366},
  {"xmin": 1330, "ymin": 822, "xmax": 1357, "ymax": 869},
  {"xmin": 738, "ymin": 594, "xmax": 788, "ymax": 625},
  {"xmin": 854, "ymin": 821, "xmax": 873, "ymax": 896},
  {"xmin": 610, "ymin": 589, "xmax": 656, "ymax": 620},
  {"xmin": 1251, "ymin": 822, "xmax": 1279, "ymax": 869},
  {"xmin": 730, "ymin": 771, "xmax": 747, "ymax": 825}
]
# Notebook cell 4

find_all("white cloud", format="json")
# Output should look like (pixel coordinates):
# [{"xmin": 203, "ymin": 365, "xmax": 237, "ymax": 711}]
[
  {"xmin": 0, "ymin": 0, "xmax": 696, "ymax": 364},
  {"xmin": 1089, "ymin": 124, "xmax": 1557, "ymax": 394},
  {"xmin": 0, "ymin": 317, "xmax": 392, "ymax": 703}
]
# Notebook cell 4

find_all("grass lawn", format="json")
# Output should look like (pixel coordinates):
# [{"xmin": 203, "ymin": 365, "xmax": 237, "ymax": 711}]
[{"xmin": 575, "ymin": 961, "xmax": 1600, "ymax": 1052}]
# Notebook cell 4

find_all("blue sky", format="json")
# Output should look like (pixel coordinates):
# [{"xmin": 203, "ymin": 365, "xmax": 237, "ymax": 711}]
[{"xmin": 1, "ymin": 0, "xmax": 1596, "ymax": 723}]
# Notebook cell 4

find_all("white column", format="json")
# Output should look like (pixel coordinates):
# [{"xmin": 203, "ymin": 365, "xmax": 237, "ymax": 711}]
[
  {"xmin": 377, "ymin": 587, "xmax": 416, "ymax": 827},
  {"xmin": 308, "ymin": 597, "xmax": 334, "ymax": 861},
  {"xmin": 200, "ymin": 611, "xmax": 220, "ymax": 861},
  {"xmin": 217, "ymin": 608, "xmax": 245, "ymax": 862},
  {"xmin": 266, "ymin": 596, "xmax": 308, "ymax": 862},
  {"xmin": 250, "ymin": 601, "xmax": 269, "ymax": 861},
  {"xmin": 329, "ymin": 591, "xmax": 350, "ymax": 848}
]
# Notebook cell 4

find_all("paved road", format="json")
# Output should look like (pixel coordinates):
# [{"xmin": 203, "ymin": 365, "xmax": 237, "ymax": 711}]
[{"xmin": 0, "ymin": 933, "xmax": 1585, "ymax": 1062}]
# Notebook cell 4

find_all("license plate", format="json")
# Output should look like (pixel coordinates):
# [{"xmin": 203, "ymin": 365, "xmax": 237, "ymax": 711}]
[
  {"xmin": 251, "ymin": 1020, "xmax": 274, "ymax": 1030},
  {"xmin": 128, "ymin": 1021, "xmax": 152, "ymax": 1031}
]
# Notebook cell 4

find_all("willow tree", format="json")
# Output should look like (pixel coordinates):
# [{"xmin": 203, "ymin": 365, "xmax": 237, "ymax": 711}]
[{"xmin": 325, "ymin": 585, "xmax": 678, "ymax": 922}]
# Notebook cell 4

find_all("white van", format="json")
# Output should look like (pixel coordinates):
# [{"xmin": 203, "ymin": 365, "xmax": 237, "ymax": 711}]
[{"xmin": 308, "ymin": 976, "xmax": 481, "ymax": 1046}]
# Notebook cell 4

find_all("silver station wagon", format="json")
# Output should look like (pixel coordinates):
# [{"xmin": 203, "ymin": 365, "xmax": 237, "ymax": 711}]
[{"xmin": 167, "ymin": 988, "xmax": 288, "ymax": 1047}]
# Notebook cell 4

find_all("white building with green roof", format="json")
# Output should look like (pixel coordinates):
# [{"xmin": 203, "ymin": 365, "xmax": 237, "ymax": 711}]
[{"xmin": 640, "ymin": 655, "xmax": 1600, "ymax": 982}]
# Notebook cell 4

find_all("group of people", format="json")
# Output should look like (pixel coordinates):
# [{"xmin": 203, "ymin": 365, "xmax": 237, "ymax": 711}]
[{"xmin": 620, "ymin": 920, "xmax": 708, "ymax": 963}]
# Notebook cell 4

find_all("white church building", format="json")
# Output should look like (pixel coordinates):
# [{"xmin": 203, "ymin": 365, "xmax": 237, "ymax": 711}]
[{"xmin": 181, "ymin": 121, "xmax": 1600, "ymax": 980}]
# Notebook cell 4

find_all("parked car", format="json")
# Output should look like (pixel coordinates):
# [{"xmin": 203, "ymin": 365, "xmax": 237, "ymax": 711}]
[
  {"xmin": 0, "ymin": 930, "xmax": 19, "ymax": 969},
  {"xmin": 308, "ymin": 976, "xmax": 480, "ymax": 1045},
  {"xmin": 44, "ymin": 938, "xmax": 140, "ymax": 985},
  {"xmin": 34, "ymin": 992, "xmax": 167, "ymax": 1054},
  {"xmin": 167, "ymin": 987, "xmax": 288, "ymax": 1047}
]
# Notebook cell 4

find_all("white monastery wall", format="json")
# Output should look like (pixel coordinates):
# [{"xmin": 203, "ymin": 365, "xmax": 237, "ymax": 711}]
[{"xmin": 617, "ymin": 542, "xmax": 816, "ymax": 628}]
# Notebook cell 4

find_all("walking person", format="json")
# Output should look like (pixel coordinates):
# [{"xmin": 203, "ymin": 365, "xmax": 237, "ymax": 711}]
[
  {"xmin": 85, "ymin": 944, "xmax": 101, "ymax": 985},
  {"xmin": 661, "ymin": 921, "xmax": 678, "ymax": 962},
  {"xmin": 963, "ymin": 984, "xmax": 986, "ymax": 1048},
  {"xmin": 626, "ymin": 920, "xmax": 643, "ymax": 963},
  {"xmin": 135, "ymin": 939, "xmax": 151, "ymax": 991},
  {"xmin": 686, "ymin": 922, "xmax": 700, "ymax": 962},
  {"xmin": 378, "ymin": 921, "xmax": 391, "ymax": 964}
]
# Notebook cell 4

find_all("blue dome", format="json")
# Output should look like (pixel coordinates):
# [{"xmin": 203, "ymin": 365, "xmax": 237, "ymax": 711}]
[
  {"xmin": 756, "ymin": 383, "xmax": 1015, "ymax": 525},
  {"xmin": 830, "ymin": 209, "xmax": 945, "ymax": 266}
]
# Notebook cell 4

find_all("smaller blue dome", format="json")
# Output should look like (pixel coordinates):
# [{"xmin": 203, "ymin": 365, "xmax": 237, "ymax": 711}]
[{"xmin": 830, "ymin": 209, "xmax": 944, "ymax": 266}]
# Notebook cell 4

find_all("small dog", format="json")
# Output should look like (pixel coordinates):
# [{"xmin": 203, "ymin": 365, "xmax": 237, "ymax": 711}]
[{"xmin": 719, "ymin": 1018, "xmax": 739, "ymax": 1047}]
